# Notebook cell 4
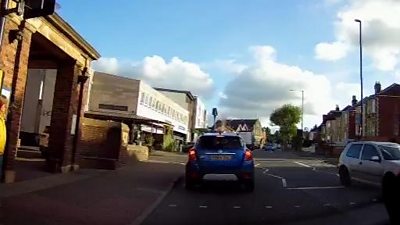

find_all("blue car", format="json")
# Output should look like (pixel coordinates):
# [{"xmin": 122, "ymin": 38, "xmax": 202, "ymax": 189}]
[{"xmin": 185, "ymin": 133, "xmax": 255, "ymax": 191}]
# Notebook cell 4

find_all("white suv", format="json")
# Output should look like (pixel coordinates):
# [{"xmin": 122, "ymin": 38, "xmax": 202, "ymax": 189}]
[{"xmin": 338, "ymin": 141, "xmax": 400, "ymax": 186}]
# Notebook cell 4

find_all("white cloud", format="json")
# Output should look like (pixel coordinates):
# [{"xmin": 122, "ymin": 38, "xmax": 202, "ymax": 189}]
[
  {"xmin": 218, "ymin": 91, "xmax": 228, "ymax": 99},
  {"xmin": 93, "ymin": 55, "xmax": 215, "ymax": 99},
  {"xmin": 218, "ymin": 45, "xmax": 359, "ymax": 128},
  {"xmin": 325, "ymin": 0, "xmax": 343, "ymax": 5},
  {"xmin": 315, "ymin": 41, "xmax": 349, "ymax": 61},
  {"xmin": 316, "ymin": 0, "xmax": 400, "ymax": 71},
  {"xmin": 202, "ymin": 59, "xmax": 247, "ymax": 75},
  {"xmin": 220, "ymin": 46, "xmax": 340, "ymax": 128},
  {"xmin": 249, "ymin": 45, "xmax": 276, "ymax": 61}
]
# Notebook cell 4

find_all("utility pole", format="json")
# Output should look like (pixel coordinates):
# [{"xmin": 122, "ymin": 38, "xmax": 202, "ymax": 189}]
[{"xmin": 355, "ymin": 19, "xmax": 363, "ymax": 137}]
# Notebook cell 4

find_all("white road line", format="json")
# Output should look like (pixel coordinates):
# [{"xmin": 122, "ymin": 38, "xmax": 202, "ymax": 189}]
[
  {"xmin": 233, "ymin": 206, "xmax": 241, "ymax": 209},
  {"xmin": 372, "ymin": 198, "xmax": 378, "ymax": 202},
  {"xmin": 264, "ymin": 173, "xmax": 287, "ymax": 188},
  {"xmin": 282, "ymin": 179, "xmax": 287, "ymax": 188},
  {"xmin": 264, "ymin": 173, "xmax": 284, "ymax": 180},
  {"xmin": 265, "ymin": 206, "xmax": 273, "ymax": 209},
  {"xmin": 294, "ymin": 205, "xmax": 301, "ymax": 208},
  {"xmin": 293, "ymin": 161, "xmax": 312, "ymax": 168},
  {"xmin": 262, "ymin": 168, "xmax": 269, "ymax": 174},
  {"xmin": 199, "ymin": 205, "xmax": 208, "ymax": 209},
  {"xmin": 323, "ymin": 203, "xmax": 332, "ymax": 207},
  {"xmin": 255, "ymin": 163, "xmax": 261, "ymax": 167},
  {"xmin": 287, "ymin": 186, "xmax": 344, "ymax": 190},
  {"xmin": 349, "ymin": 202, "xmax": 356, "ymax": 206},
  {"xmin": 168, "ymin": 204, "xmax": 177, "ymax": 207}
]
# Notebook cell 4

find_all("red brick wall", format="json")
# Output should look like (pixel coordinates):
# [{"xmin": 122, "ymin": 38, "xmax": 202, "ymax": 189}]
[
  {"xmin": 0, "ymin": 19, "xmax": 33, "ymax": 174},
  {"xmin": 348, "ymin": 111, "xmax": 356, "ymax": 139},
  {"xmin": 378, "ymin": 96, "xmax": 400, "ymax": 137},
  {"xmin": 78, "ymin": 118, "xmax": 127, "ymax": 169},
  {"xmin": 47, "ymin": 63, "xmax": 80, "ymax": 171}
]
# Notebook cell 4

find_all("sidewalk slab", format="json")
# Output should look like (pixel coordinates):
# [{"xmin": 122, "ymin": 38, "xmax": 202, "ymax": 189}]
[{"xmin": 0, "ymin": 158, "xmax": 184, "ymax": 225}]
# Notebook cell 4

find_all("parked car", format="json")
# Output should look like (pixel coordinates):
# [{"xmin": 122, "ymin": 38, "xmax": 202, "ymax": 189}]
[
  {"xmin": 185, "ymin": 133, "xmax": 255, "ymax": 191},
  {"xmin": 264, "ymin": 143, "xmax": 275, "ymax": 151},
  {"xmin": 338, "ymin": 141, "xmax": 400, "ymax": 187}
]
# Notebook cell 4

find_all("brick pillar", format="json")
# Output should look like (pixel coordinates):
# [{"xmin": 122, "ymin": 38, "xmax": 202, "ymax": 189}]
[
  {"xmin": 47, "ymin": 62, "xmax": 80, "ymax": 173},
  {"xmin": 1, "ymin": 20, "xmax": 33, "ymax": 183}
]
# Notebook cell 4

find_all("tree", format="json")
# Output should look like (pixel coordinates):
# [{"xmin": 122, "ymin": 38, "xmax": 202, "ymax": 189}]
[{"xmin": 270, "ymin": 104, "xmax": 301, "ymax": 149}]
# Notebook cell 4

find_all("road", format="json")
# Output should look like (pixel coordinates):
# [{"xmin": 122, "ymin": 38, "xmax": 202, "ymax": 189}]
[{"xmin": 142, "ymin": 150, "xmax": 390, "ymax": 225}]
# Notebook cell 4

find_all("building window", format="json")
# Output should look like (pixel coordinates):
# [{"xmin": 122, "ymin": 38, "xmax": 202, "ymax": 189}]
[
  {"xmin": 144, "ymin": 94, "xmax": 149, "ymax": 106},
  {"xmin": 149, "ymin": 96, "xmax": 153, "ymax": 107},
  {"xmin": 140, "ymin": 92, "xmax": 145, "ymax": 104}
]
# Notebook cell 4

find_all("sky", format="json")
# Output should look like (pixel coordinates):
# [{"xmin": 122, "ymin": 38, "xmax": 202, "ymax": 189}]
[{"xmin": 57, "ymin": 0, "xmax": 400, "ymax": 129}]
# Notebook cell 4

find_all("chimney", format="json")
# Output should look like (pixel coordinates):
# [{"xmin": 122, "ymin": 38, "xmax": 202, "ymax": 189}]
[
  {"xmin": 335, "ymin": 105, "xmax": 340, "ymax": 111},
  {"xmin": 374, "ymin": 81, "xmax": 381, "ymax": 94},
  {"xmin": 352, "ymin": 95, "xmax": 357, "ymax": 106}
]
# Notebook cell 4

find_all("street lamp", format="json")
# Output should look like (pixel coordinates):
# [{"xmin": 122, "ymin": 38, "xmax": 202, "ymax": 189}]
[
  {"xmin": 355, "ymin": 19, "xmax": 364, "ymax": 137},
  {"xmin": 290, "ymin": 89, "xmax": 304, "ymax": 131}
]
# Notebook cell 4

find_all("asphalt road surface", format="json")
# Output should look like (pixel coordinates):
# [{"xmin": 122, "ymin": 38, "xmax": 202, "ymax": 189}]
[{"xmin": 142, "ymin": 150, "xmax": 390, "ymax": 225}]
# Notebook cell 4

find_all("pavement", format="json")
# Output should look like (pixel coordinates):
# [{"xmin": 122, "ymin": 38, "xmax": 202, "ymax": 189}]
[
  {"xmin": 0, "ymin": 151, "xmax": 185, "ymax": 225},
  {"xmin": 0, "ymin": 149, "xmax": 391, "ymax": 225},
  {"xmin": 142, "ymin": 149, "xmax": 390, "ymax": 225}
]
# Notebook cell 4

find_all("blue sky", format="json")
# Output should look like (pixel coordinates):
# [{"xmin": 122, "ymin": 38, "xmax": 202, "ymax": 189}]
[{"xmin": 57, "ymin": 0, "xmax": 400, "ymax": 128}]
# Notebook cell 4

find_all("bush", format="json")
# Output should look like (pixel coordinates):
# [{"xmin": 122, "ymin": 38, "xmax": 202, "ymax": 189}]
[
  {"xmin": 144, "ymin": 135, "xmax": 155, "ymax": 151},
  {"xmin": 163, "ymin": 126, "xmax": 176, "ymax": 152}
]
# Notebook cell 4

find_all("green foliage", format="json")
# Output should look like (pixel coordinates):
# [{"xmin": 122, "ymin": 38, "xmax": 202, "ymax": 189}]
[
  {"xmin": 144, "ymin": 134, "xmax": 155, "ymax": 147},
  {"xmin": 270, "ymin": 104, "xmax": 301, "ymax": 143},
  {"xmin": 163, "ymin": 126, "xmax": 176, "ymax": 152}
]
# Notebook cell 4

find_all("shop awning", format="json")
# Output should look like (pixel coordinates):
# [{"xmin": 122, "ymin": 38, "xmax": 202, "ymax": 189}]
[{"xmin": 84, "ymin": 111, "xmax": 172, "ymax": 126}]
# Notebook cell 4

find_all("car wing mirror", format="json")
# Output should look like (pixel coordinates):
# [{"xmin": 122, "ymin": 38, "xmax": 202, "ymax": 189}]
[{"xmin": 370, "ymin": 156, "xmax": 381, "ymax": 162}]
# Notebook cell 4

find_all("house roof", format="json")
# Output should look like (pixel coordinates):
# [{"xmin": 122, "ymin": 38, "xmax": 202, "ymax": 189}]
[
  {"xmin": 153, "ymin": 87, "xmax": 195, "ymax": 101},
  {"xmin": 353, "ymin": 83, "xmax": 400, "ymax": 107},
  {"xmin": 47, "ymin": 13, "xmax": 101, "ymax": 60}
]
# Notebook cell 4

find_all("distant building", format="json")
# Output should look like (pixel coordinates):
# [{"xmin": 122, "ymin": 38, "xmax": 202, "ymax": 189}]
[
  {"xmin": 154, "ymin": 88, "xmax": 207, "ymax": 142},
  {"xmin": 88, "ymin": 72, "xmax": 189, "ymax": 141},
  {"xmin": 214, "ymin": 119, "xmax": 264, "ymax": 148}
]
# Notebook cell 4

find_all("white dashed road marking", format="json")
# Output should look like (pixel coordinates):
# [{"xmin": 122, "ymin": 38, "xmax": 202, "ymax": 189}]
[
  {"xmin": 287, "ymin": 186, "xmax": 344, "ymax": 190},
  {"xmin": 199, "ymin": 205, "xmax": 208, "ymax": 209},
  {"xmin": 293, "ymin": 161, "xmax": 312, "ymax": 168},
  {"xmin": 262, "ymin": 168, "xmax": 269, "ymax": 174},
  {"xmin": 264, "ymin": 173, "xmax": 287, "ymax": 188},
  {"xmin": 323, "ymin": 203, "xmax": 332, "ymax": 207},
  {"xmin": 349, "ymin": 202, "xmax": 356, "ymax": 206},
  {"xmin": 168, "ymin": 204, "xmax": 177, "ymax": 207},
  {"xmin": 281, "ymin": 179, "xmax": 287, "ymax": 188},
  {"xmin": 233, "ymin": 206, "xmax": 241, "ymax": 209},
  {"xmin": 265, "ymin": 206, "xmax": 273, "ymax": 209},
  {"xmin": 294, "ymin": 205, "xmax": 301, "ymax": 208}
]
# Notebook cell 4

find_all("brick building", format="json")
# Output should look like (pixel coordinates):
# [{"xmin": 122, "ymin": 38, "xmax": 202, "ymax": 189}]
[
  {"xmin": 360, "ymin": 83, "xmax": 400, "ymax": 140},
  {"xmin": 0, "ymin": 2, "xmax": 100, "ymax": 182}
]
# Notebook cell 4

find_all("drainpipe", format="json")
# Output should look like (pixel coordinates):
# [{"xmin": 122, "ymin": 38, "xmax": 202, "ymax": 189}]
[
  {"xmin": 0, "ymin": 0, "xmax": 10, "ymax": 55},
  {"xmin": 71, "ymin": 66, "xmax": 89, "ymax": 170}
]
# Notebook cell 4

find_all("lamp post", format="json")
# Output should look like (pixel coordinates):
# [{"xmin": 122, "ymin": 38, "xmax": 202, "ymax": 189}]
[
  {"xmin": 290, "ymin": 89, "xmax": 304, "ymax": 131},
  {"xmin": 355, "ymin": 19, "xmax": 363, "ymax": 137}
]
